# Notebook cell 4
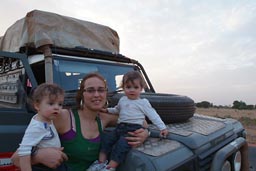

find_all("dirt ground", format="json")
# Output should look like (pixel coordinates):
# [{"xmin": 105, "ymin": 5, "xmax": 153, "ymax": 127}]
[{"xmin": 196, "ymin": 108, "xmax": 256, "ymax": 145}]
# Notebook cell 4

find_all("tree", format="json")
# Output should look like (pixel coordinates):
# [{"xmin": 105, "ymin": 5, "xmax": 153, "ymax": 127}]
[
  {"xmin": 232, "ymin": 100, "xmax": 240, "ymax": 109},
  {"xmin": 246, "ymin": 105, "xmax": 254, "ymax": 110},
  {"xmin": 232, "ymin": 100, "xmax": 247, "ymax": 110}
]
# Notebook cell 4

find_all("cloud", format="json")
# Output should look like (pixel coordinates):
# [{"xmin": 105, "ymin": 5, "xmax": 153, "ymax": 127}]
[{"xmin": 0, "ymin": 0, "xmax": 255, "ymax": 105}]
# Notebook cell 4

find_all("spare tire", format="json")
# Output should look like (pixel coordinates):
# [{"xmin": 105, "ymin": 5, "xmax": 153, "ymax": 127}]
[{"xmin": 107, "ymin": 92, "xmax": 195, "ymax": 124}]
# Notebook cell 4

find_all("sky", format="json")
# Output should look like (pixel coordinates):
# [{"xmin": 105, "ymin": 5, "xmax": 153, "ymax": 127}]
[{"xmin": 1, "ymin": 0, "xmax": 256, "ymax": 106}]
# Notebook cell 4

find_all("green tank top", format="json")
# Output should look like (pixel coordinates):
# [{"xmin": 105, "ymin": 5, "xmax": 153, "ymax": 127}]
[{"xmin": 61, "ymin": 109, "xmax": 102, "ymax": 171}]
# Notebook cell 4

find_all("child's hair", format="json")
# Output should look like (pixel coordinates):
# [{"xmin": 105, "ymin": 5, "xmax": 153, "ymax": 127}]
[
  {"xmin": 32, "ymin": 83, "xmax": 64, "ymax": 104},
  {"xmin": 121, "ymin": 71, "xmax": 145, "ymax": 88}
]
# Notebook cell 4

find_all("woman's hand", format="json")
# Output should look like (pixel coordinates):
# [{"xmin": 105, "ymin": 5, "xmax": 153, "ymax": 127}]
[
  {"xmin": 35, "ymin": 147, "xmax": 68, "ymax": 168},
  {"xmin": 11, "ymin": 151, "xmax": 20, "ymax": 167},
  {"xmin": 126, "ymin": 128, "xmax": 149, "ymax": 148},
  {"xmin": 100, "ymin": 108, "xmax": 108, "ymax": 113}
]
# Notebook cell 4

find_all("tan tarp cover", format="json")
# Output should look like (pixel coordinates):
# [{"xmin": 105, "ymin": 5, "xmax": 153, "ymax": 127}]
[{"xmin": 0, "ymin": 10, "xmax": 119, "ymax": 53}]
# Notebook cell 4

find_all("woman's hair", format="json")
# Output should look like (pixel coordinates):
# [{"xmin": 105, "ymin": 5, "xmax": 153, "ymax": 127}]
[
  {"xmin": 76, "ymin": 72, "xmax": 107, "ymax": 109},
  {"xmin": 32, "ymin": 83, "xmax": 64, "ymax": 104},
  {"xmin": 121, "ymin": 71, "xmax": 145, "ymax": 88}
]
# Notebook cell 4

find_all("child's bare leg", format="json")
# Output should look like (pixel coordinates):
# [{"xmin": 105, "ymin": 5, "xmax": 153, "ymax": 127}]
[
  {"xmin": 108, "ymin": 160, "xmax": 119, "ymax": 168},
  {"xmin": 99, "ymin": 152, "xmax": 107, "ymax": 162}
]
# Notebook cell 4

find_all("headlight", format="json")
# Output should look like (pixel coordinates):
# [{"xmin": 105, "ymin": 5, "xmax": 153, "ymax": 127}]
[
  {"xmin": 233, "ymin": 151, "xmax": 242, "ymax": 171},
  {"xmin": 222, "ymin": 160, "xmax": 231, "ymax": 171}
]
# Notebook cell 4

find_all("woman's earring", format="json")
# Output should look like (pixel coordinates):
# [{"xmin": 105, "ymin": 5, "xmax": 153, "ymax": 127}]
[
  {"xmin": 105, "ymin": 100, "xmax": 109, "ymax": 108},
  {"xmin": 80, "ymin": 99, "xmax": 84, "ymax": 109}
]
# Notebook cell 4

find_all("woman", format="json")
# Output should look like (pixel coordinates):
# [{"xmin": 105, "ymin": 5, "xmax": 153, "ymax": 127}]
[{"xmin": 12, "ymin": 72, "xmax": 149, "ymax": 171}]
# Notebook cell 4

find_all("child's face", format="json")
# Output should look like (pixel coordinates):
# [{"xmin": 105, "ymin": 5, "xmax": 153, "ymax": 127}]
[
  {"xmin": 34, "ymin": 95, "xmax": 64, "ymax": 122},
  {"xmin": 124, "ymin": 79, "xmax": 142, "ymax": 100}
]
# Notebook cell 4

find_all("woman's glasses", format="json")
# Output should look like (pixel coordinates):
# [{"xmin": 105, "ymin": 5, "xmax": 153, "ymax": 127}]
[{"xmin": 83, "ymin": 87, "xmax": 107, "ymax": 94}]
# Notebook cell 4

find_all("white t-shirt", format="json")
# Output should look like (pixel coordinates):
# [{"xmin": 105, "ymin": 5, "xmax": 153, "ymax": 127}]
[
  {"xmin": 18, "ymin": 114, "xmax": 61, "ymax": 156},
  {"xmin": 107, "ymin": 96, "xmax": 166, "ymax": 130}
]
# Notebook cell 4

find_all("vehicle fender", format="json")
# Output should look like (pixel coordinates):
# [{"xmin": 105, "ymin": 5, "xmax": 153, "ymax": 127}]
[{"xmin": 210, "ymin": 137, "xmax": 249, "ymax": 171}]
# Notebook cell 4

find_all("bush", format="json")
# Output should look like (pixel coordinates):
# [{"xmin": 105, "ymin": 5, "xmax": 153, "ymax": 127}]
[
  {"xmin": 232, "ymin": 100, "xmax": 255, "ymax": 110},
  {"xmin": 196, "ymin": 101, "xmax": 212, "ymax": 108}
]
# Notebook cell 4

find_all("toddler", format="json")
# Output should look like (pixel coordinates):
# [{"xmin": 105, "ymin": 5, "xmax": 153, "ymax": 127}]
[
  {"xmin": 87, "ymin": 71, "xmax": 168, "ymax": 171},
  {"xmin": 18, "ymin": 83, "xmax": 66, "ymax": 171}
]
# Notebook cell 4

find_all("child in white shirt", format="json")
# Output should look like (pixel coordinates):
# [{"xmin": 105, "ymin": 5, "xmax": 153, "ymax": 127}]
[
  {"xmin": 18, "ymin": 83, "xmax": 65, "ymax": 171},
  {"xmin": 87, "ymin": 71, "xmax": 168, "ymax": 171}
]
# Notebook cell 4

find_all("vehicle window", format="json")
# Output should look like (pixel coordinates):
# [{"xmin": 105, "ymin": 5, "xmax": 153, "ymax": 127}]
[
  {"xmin": 53, "ymin": 58, "xmax": 135, "ymax": 92},
  {"xmin": 31, "ymin": 62, "xmax": 45, "ymax": 84}
]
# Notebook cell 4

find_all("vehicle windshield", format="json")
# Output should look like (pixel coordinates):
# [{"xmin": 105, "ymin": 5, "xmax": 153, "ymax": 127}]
[{"xmin": 53, "ymin": 57, "xmax": 137, "ymax": 92}]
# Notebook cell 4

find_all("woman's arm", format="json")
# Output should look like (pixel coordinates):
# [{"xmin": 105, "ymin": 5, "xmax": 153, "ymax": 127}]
[
  {"xmin": 11, "ymin": 147, "xmax": 68, "ymax": 169},
  {"xmin": 99, "ymin": 112, "xmax": 118, "ymax": 128}
]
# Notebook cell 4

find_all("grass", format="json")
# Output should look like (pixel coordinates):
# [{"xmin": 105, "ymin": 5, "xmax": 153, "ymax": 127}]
[{"xmin": 239, "ymin": 117, "xmax": 256, "ymax": 126}]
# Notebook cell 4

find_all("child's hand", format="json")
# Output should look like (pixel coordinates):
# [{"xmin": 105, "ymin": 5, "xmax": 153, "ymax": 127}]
[
  {"xmin": 160, "ymin": 129, "xmax": 169, "ymax": 138},
  {"xmin": 100, "ymin": 108, "xmax": 108, "ymax": 113}
]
